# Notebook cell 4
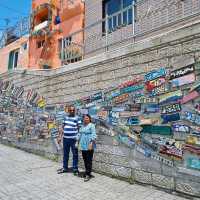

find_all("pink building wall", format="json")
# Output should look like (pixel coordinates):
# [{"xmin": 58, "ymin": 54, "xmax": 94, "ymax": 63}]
[{"xmin": 0, "ymin": 36, "xmax": 29, "ymax": 74}]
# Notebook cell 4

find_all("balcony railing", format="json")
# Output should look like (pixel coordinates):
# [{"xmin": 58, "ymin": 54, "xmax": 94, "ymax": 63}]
[
  {"xmin": 60, "ymin": 41, "xmax": 83, "ymax": 65},
  {"xmin": 59, "ymin": 4, "xmax": 135, "ymax": 63},
  {"xmin": 33, "ymin": 21, "xmax": 49, "ymax": 32},
  {"xmin": 59, "ymin": 0, "xmax": 200, "ymax": 63}
]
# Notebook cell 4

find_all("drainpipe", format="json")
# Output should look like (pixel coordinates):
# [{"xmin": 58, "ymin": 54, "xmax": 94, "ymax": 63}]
[
  {"xmin": 105, "ymin": 14, "xmax": 108, "ymax": 51},
  {"xmin": 132, "ymin": 0, "xmax": 135, "ymax": 36}
]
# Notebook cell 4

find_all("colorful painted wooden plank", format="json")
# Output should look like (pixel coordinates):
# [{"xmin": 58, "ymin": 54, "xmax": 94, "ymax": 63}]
[
  {"xmin": 2, "ymin": 81, "xmax": 10, "ymax": 91},
  {"xmin": 180, "ymin": 90, "xmax": 199, "ymax": 104},
  {"xmin": 119, "ymin": 111, "xmax": 134, "ymax": 118},
  {"xmin": 186, "ymin": 157, "xmax": 200, "ymax": 170},
  {"xmin": 88, "ymin": 106, "xmax": 98, "ymax": 117},
  {"xmin": 141, "ymin": 125, "xmax": 173, "ymax": 135},
  {"xmin": 113, "ymin": 93, "xmax": 129, "ymax": 104},
  {"xmin": 183, "ymin": 144, "xmax": 200, "ymax": 155},
  {"xmin": 120, "ymin": 84, "xmax": 144, "ymax": 94},
  {"xmin": 159, "ymin": 145, "xmax": 183, "ymax": 159},
  {"xmin": 144, "ymin": 68, "xmax": 166, "ymax": 82},
  {"xmin": 169, "ymin": 64, "xmax": 195, "ymax": 80},
  {"xmin": 85, "ymin": 102, "xmax": 96, "ymax": 108},
  {"xmin": 190, "ymin": 82, "xmax": 200, "ymax": 92},
  {"xmin": 192, "ymin": 132, "xmax": 200, "ymax": 137},
  {"xmin": 127, "ymin": 117, "xmax": 140, "ymax": 125},
  {"xmin": 91, "ymin": 92, "xmax": 103, "ymax": 101},
  {"xmin": 37, "ymin": 98, "xmax": 46, "ymax": 108},
  {"xmin": 129, "ymin": 103, "xmax": 141, "ymax": 112},
  {"xmin": 133, "ymin": 91, "xmax": 144, "ymax": 98},
  {"xmin": 81, "ymin": 96, "xmax": 91, "ymax": 104},
  {"xmin": 172, "ymin": 124, "xmax": 190, "ymax": 133},
  {"xmin": 101, "ymin": 105, "xmax": 112, "ymax": 111},
  {"xmin": 186, "ymin": 135, "xmax": 200, "ymax": 146},
  {"xmin": 112, "ymin": 107, "xmax": 125, "ymax": 112},
  {"xmin": 149, "ymin": 84, "xmax": 168, "ymax": 96},
  {"xmin": 105, "ymin": 89, "xmax": 121, "ymax": 100},
  {"xmin": 161, "ymin": 103, "xmax": 181, "ymax": 114},
  {"xmin": 190, "ymin": 125, "xmax": 200, "ymax": 133},
  {"xmin": 108, "ymin": 111, "xmax": 119, "ymax": 125},
  {"xmin": 144, "ymin": 104, "xmax": 159, "ymax": 113},
  {"xmin": 145, "ymin": 77, "xmax": 166, "ymax": 91},
  {"xmin": 140, "ymin": 116, "xmax": 161, "ymax": 125},
  {"xmin": 170, "ymin": 73, "xmax": 196, "ymax": 87},
  {"xmin": 78, "ymin": 108, "xmax": 88, "ymax": 115},
  {"xmin": 159, "ymin": 90, "xmax": 182, "ymax": 104},
  {"xmin": 135, "ymin": 97, "xmax": 158, "ymax": 104},
  {"xmin": 182, "ymin": 111, "xmax": 200, "ymax": 125},
  {"xmin": 161, "ymin": 113, "xmax": 180, "ymax": 124},
  {"xmin": 97, "ymin": 110, "xmax": 108, "ymax": 120},
  {"xmin": 118, "ymin": 76, "xmax": 143, "ymax": 88},
  {"xmin": 74, "ymin": 100, "xmax": 82, "ymax": 107}
]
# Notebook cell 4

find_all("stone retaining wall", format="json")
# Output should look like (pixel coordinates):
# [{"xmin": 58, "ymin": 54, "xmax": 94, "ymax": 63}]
[{"xmin": 1, "ymin": 20, "xmax": 200, "ymax": 198}]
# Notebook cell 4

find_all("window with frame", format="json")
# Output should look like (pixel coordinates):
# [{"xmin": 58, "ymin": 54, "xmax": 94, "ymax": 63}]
[
  {"xmin": 8, "ymin": 49, "xmax": 19, "ymax": 70},
  {"xmin": 58, "ymin": 36, "xmax": 72, "ymax": 58},
  {"xmin": 37, "ymin": 40, "xmax": 45, "ymax": 48},
  {"xmin": 103, "ymin": 0, "xmax": 134, "ymax": 33},
  {"xmin": 21, "ymin": 42, "xmax": 27, "ymax": 50},
  {"xmin": 59, "ymin": 36, "xmax": 72, "ymax": 49}
]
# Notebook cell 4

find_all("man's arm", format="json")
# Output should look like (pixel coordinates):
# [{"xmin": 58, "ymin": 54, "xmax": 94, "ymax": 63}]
[
  {"xmin": 57, "ymin": 125, "xmax": 63, "ymax": 143},
  {"xmin": 58, "ymin": 116, "xmax": 65, "ymax": 142}
]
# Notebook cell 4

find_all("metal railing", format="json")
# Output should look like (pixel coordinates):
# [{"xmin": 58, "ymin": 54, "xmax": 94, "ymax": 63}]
[
  {"xmin": 60, "ymin": 4, "xmax": 135, "ymax": 64},
  {"xmin": 59, "ymin": 0, "xmax": 200, "ymax": 63}
]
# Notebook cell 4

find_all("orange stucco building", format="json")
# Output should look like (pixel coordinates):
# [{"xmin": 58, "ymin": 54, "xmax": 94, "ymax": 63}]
[{"xmin": 29, "ymin": 0, "xmax": 85, "ymax": 69}]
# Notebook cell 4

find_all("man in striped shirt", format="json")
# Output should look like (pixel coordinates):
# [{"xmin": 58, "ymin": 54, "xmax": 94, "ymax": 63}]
[{"xmin": 57, "ymin": 105, "xmax": 81, "ymax": 175}]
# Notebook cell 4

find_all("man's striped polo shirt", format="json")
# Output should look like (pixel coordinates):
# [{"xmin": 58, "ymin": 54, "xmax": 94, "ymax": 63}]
[{"xmin": 63, "ymin": 115, "xmax": 81, "ymax": 139}]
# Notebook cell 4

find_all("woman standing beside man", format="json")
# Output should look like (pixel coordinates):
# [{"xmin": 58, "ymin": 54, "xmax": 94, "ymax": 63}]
[
  {"xmin": 78, "ymin": 114, "xmax": 97, "ymax": 182},
  {"xmin": 57, "ymin": 105, "xmax": 97, "ymax": 182}
]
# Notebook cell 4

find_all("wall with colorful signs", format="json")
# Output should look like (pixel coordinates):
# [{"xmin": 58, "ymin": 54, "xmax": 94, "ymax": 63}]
[{"xmin": 1, "ymin": 23, "xmax": 200, "ymax": 197}]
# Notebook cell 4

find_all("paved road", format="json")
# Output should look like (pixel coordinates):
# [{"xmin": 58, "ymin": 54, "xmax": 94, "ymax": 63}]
[{"xmin": 0, "ymin": 144, "xmax": 190, "ymax": 200}]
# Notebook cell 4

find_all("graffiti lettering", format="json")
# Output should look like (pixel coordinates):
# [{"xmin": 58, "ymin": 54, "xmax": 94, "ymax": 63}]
[
  {"xmin": 145, "ymin": 77, "xmax": 166, "ymax": 91},
  {"xmin": 161, "ymin": 103, "xmax": 181, "ymax": 114},
  {"xmin": 169, "ymin": 64, "xmax": 195, "ymax": 80},
  {"xmin": 113, "ymin": 93, "xmax": 129, "ymax": 104},
  {"xmin": 145, "ymin": 68, "xmax": 166, "ymax": 82}
]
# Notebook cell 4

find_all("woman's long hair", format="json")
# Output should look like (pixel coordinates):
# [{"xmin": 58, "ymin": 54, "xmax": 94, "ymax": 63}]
[{"xmin": 83, "ymin": 114, "xmax": 92, "ymax": 123}]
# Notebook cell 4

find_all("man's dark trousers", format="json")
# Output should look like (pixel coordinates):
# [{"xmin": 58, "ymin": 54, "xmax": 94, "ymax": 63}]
[{"xmin": 63, "ymin": 138, "xmax": 78, "ymax": 172}]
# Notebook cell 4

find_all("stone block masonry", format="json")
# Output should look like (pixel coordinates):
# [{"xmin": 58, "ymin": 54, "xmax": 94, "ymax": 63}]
[{"xmin": 1, "ymin": 18, "xmax": 200, "ymax": 198}]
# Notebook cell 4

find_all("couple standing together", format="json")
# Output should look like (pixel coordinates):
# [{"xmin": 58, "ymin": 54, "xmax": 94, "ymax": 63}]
[{"xmin": 57, "ymin": 105, "xmax": 96, "ymax": 182}]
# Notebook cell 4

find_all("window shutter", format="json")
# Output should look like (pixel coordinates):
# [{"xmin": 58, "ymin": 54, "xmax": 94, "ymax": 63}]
[{"xmin": 8, "ymin": 51, "xmax": 14, "ymax": 70}]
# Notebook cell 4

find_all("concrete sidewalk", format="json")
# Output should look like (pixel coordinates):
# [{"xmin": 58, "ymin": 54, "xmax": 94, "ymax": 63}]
[{"xmin": 0, "ymin": 144, "xmax": 191, "ymax": 200}]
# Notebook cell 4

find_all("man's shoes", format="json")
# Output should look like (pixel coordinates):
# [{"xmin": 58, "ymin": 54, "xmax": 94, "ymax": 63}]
[
  {"xmin": 84, "ymin": 175, "xmax": 91, "ymax": 182},
  {"xmin": 57, "ymin": 168, "xmax": 68, "ymax": 174},
  {"xmin": 73, "ymin": 170, "xmax": 79, "ymax": 176}
]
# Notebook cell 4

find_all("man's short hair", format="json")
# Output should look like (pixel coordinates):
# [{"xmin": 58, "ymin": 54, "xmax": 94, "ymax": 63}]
[{"xmin": 66, "ymin": 105, "xmax": 75, "ymax": 111}]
